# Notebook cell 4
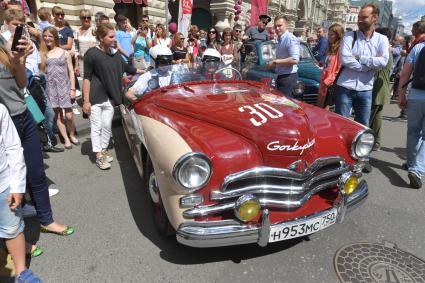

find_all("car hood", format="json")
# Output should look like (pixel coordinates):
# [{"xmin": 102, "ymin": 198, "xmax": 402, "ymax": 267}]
[{"xmin": 151, "ymin": 83, "xmax": 317, "ymax": 157}]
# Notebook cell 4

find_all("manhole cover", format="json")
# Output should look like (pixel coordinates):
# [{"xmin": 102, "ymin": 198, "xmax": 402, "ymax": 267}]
[{"xmin": 334, "ymin": 242, "xmax": 425, "ymax": 283}]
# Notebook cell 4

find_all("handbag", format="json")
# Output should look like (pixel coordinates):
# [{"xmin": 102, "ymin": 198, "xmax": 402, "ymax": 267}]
[{"xmin": 24, "ymin": 88, "xmax": 45, "ymax": 124}]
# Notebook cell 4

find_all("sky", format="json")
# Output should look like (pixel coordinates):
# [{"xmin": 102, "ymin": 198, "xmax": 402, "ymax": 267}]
[{"xmin": 391, "ymin": 0, "xmax": 425, "ymax": 33}]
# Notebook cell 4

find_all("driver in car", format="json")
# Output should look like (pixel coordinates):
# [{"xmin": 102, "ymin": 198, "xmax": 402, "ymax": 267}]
[
  {"xmin": 125, "ymin": 45, "xmax": 174, "ymax": 102},
  {"xmin": 201, "ymin": 48, "xmax": 227, "ymax": 80}
]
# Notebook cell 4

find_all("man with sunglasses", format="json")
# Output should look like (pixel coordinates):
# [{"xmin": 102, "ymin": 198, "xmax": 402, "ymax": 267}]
[
  {"xmin": 140, "ymin": 14, "xmax": 154, "ymax": 39},
  {"xmin": 244, "ymin": 14, "xmax": 270, "ymax": 42}
]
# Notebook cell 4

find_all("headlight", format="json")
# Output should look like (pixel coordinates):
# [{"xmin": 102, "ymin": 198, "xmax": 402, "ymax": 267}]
[
  {"xmin": 340, "ymin": 173, "xmax": 359, "ymax": 195},
  {"xmin": 351, "ymin": 129, "xmax": 375, "ymax": 159},
  {"xmin": 293, "ymin": 81, "xmax": 305, "ymax": 96},
  {"xmin": 234, "ymin": 194, "xmax": 261, "ymax": 222},
  {"xmin": 172, "ymin": 152, "xmax": 212, "ymax": 193}
]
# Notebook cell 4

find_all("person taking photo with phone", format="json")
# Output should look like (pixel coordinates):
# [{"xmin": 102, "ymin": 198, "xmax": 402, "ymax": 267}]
[{"xmin": 0, "ymin": 8, "xmax": 74, "ymax": 256}]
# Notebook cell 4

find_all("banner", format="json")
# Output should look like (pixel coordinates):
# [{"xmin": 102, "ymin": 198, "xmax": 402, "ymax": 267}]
[
  {"xmin": 178, "ymin": 0, "xmax": 193, "ymax": 38},
  {"xmin": 250, "ymin": 0, "xmax": 268, "ymax": 27}
]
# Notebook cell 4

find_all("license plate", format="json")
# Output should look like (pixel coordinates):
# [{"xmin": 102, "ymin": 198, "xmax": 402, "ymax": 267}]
[{"xmin": 268, "ymin": 209, "xmax": 337, "ymax": 243}]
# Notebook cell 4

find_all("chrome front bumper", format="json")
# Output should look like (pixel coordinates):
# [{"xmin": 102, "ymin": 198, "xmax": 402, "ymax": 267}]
[{"xmin": 176, "ymin": 180, "xmax": 368, "ymax": 248}]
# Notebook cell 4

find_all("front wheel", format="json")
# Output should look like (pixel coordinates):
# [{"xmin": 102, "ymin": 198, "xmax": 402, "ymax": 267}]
[{"xmin": 145, "ymin": 155, "xmax": 174, "ymax": 236}]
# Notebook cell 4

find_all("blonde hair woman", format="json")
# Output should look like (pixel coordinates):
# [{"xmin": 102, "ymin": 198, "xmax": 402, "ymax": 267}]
[
  {"xmin": 153, "ymin": 24, "xmax": 171, "ymax": 48},
  {"xmin": 0, "ymin": 12, "xmax": 74, "ymax": 249},
  {"xmin": 75, "ymin": 9, "xmax": 96, "ymax": 77},
  {"xmin": 52, "ymin": 6, "xmax": 74, "ymax": 50},
  {"xmin": 171, "ymin": 32, "xmax": 189, "ymax": 64},
  {"xmin": 40, "ymin": 27, "xmax": 78, "ymax": 148},
  {"xmin": 82, "ymin": 24, "xmax": 143, "ymax": 170}
]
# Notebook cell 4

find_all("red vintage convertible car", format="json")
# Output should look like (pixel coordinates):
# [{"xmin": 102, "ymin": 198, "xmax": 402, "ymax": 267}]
[{"xmin": 120, "ymin": 64, "xmax": 374, "ymax": 248}]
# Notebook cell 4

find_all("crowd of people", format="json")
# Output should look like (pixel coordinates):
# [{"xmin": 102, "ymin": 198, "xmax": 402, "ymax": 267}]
[{"xmin": 0, "ymin": 0, "xmax": 425, "ymax": 281}]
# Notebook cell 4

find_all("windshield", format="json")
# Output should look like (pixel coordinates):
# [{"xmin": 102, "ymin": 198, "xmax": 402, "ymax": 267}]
[
  {"xmin": 260, "ymin": 42, "xmax": 315, "ymax": 63},
  {"xmin": 128, "ymin": 63, "xmax": 242, "ymax": 98}
]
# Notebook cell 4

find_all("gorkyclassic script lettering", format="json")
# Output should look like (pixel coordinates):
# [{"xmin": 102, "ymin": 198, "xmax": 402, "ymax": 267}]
[{"xmin": 267, "ymin": 139, "xmax": 316, "ymax": 155}]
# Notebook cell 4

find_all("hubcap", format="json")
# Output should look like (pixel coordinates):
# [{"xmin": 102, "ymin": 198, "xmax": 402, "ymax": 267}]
[{"xmin": 148, "ymin": 172, "xmax": 160, "ymax": 204}]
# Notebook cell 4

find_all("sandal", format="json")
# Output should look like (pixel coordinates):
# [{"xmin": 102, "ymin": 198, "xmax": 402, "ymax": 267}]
[
  {"xmin": 17, "ymin": 269, "xmax": 43, "ymax": 283},
  {"xmin": 26, "ymin": 245, "xmax": 43, "ymax": 258},
  {"xmin": 40, "ymin": 225, "xmax": 74, "ymax": 236}
]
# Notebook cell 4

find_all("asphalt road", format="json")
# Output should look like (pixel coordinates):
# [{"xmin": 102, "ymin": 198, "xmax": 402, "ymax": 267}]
[{"xmin": 4, "ymin": 102, "xmax": 425, "ymax": 283}]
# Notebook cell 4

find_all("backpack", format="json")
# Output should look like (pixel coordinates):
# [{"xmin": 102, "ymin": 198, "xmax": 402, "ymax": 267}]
[{"xmin": 411, "ymin": 46, "xmax": 425, "ymax": 90}]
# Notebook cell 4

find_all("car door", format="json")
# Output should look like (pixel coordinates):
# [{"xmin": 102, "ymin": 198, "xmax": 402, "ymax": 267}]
[{"xmin": 243, "ymin": 42, "xmax": 278, "ymax": 86}]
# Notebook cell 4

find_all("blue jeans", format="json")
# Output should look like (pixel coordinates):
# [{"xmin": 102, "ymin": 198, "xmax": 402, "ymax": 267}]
[
  {"xmin": 42, "ymin": 94, "xmax": 55, "ymax": 146},
  {"xmin": 335, "ymin": 86, "xmax": 372, "ymax": 126},
  {"xmin": 406, "ymin": 99, "xmax": 425, "ymax": 177},
  {"xmin": 11, "ymin": 109, "xmax": 54, "ymax": 226}
]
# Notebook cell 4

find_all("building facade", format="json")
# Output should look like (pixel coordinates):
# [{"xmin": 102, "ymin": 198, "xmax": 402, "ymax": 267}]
[
  {"xmin": 349, "ymin": 0, "xmax": 393, "ymax": 28},
  {"xmin": 25, "ymin": 0, "xmax": 351, "ymax": 36},
  {"xmin": 392, "ymin": 16, "xmax": 404, "ymax": 38},
  {"xmin": 345, "ymin": 4, "xmax": 360, "ymax": 31}
]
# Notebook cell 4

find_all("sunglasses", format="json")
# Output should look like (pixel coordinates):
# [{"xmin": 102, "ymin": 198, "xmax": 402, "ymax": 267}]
[
  {"xmin": 55, "ymin": 13, "xmax": 65, "ymax": 17},
  {"xmin": 209, "ymin": 30, "xmax": 216, "ymax": 34},
  {"xmin": 81, "ymin": 16, "xmax": 91, "ymax": 20},
  {"xmin": 234, "ymin": 30, "xmax": 242, "ymax": 33},
  {"xmin": 142, "ymin": 19, "xmax": 149, "ymax": 22}
]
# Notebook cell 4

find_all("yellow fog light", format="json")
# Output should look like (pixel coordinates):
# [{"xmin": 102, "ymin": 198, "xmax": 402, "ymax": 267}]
[
  {"xmin": 344, "ymin": 175, "xmax": 359, "ymax": 195},
  {"xmin": 234, "ymin": 194, "xmax": 261, "ymax": 222}
]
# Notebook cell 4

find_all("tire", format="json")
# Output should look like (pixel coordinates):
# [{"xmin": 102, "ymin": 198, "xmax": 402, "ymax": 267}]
[{"xmin": 145, "ymin": 155, "xmax": 175, "ymax": 236}]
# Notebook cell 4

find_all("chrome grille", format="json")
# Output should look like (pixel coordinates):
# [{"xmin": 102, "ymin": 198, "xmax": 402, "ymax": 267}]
[{"xmin": 210, "ymin": 157, "xmax": 348, "ymax": 208}]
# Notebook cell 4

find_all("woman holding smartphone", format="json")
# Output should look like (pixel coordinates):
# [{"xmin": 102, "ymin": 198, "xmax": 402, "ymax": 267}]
[{"xmin": 131, "ymin": 22, "xmax": 152, "ymax": 70}]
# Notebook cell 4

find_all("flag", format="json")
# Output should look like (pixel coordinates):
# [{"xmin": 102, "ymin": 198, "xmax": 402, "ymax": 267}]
[
  {"xmin": 250, "ymin": 0, "xmax": 268, "ymax": 27},
  {"xmin": 178, "ymin": 0, "xmax": 193, "ymax": 38}
]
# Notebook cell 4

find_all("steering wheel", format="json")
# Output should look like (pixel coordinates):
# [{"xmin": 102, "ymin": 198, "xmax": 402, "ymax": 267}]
[{"xmin": 213, "ymin": 67, "xmax": 242, "ymax": 81}]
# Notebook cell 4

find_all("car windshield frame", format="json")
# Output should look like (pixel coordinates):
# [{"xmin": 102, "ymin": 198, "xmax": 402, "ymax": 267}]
[{"xmin": 129, "ymin": 63, "xmax": 244, "ymax": 98}]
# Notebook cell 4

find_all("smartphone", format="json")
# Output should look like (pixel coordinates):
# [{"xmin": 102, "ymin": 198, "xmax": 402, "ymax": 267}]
[
  {"xmin": 27, "ymin": 22, "xmax": 35, "ymax": 28},
  {"xmin": 11, "ymin": 25, "xmax": 24, "ymax": 51}
]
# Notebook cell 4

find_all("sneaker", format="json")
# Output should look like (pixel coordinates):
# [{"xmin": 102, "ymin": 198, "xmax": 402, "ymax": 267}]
[
  {"xmin": 48, "ymin": 184, "xmax": 59, "ymax": 197},
  {"xmin": 408, "ymin": 172, "xmax": 422, "ymax": 189},
  {"xmin": 75, "ymin": 89, "xmax": 82, "ymax": 97},
  {"xmin": 43, "ymin": 145, "xmax": 65, "ymax": 153},
  {"xmin": 101, "ymin": 149, "xmax": 114, "ymax": 163},
  {"xmin": 372, "ymin": 143, "xmax": 381, "ymax": 151},
  {"xmin": 96, "ymin": 156, "xmax": 111, "ymax": 170},
  {"xmin": 72, "ymin": 107, "xmax": 81, "ymax": 115},
  {"xmin": 17, "ymin": 269, "xmax": 43, "ymax": 283}
]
